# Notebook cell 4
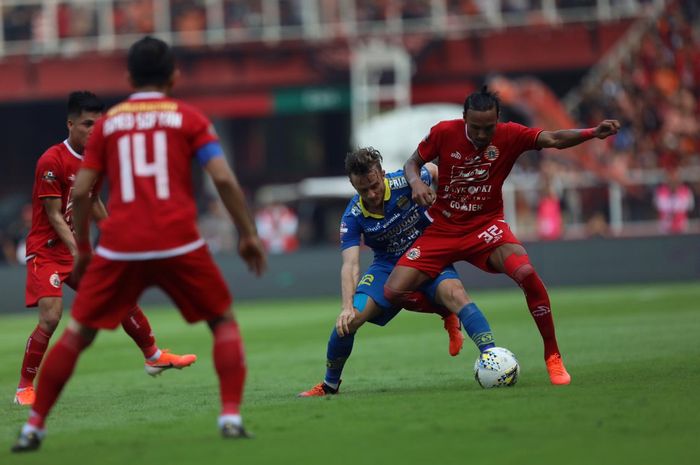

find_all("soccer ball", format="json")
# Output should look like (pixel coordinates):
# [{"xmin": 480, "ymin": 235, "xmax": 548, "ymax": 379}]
[{"xmin": 473, "ymin": 347, "xmax": 520, "ymax": 388}]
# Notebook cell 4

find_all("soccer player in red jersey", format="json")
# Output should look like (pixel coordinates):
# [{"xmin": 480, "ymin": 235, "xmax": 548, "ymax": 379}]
[
  {"xmin": 384, "ymin": 87, "xmax": 620, "ymax": 385},
  {"xmin": 12, "ymin": 37, "xmax": 266, "ymax": 452},
  {"xmin": 15, "ymin": 91, "xmax": 197, "ymax": 407}
]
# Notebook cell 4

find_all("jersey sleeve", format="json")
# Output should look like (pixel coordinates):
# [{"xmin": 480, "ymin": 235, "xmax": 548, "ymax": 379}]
[
  {"xmin": 339, "ymin": 205, "xmax": 362, "ymax": 250},
  {"xmin": 187, "ymin": 106, "xmax": 219, "ymax": 154},
  {"xmin": 507, "ymin": 122, "xmax": 543, "ymax": 154},
  {"xmin": 419, "ymin": 165, "xmax": 432, "ymax": 188},
  {"xmin": 35, "ymin": 152, "xmax": 63, "ymax": 199},
  {"xmin": 83, "ymin": 118, "xmax": 107, "ymax": 172},
  {"xmin": 416, "ymin": 122, "xmax": 443, "ymax": 162}
]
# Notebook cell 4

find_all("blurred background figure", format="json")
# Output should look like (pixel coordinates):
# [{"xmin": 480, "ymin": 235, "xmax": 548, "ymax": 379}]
[
  {"xmin": 256, "ymin": 203, "xmax": 300, "ymax": 254},
  {"xmin": 654, "ymin": 168, "xmax": 695, "ymax": 234}
]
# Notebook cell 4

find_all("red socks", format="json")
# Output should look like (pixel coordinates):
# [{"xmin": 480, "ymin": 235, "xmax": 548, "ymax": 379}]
[
  {"xmin": 28, "ymin": 329, "xmax": 92, "ymax": 429},
  {"xmin": 504, "ymin": 254, "xmax": 560, "ymax": 358},
  {"xmin": 120, "ymin": 306, "xmax": 157, "ymax": 358},
  {"xmin": 19, "ymin": 326, "xmax": 53, "ymax": 388},
  {"xmin": 213, "ymin": 321, "xmax": 247, "ymax": 416}
]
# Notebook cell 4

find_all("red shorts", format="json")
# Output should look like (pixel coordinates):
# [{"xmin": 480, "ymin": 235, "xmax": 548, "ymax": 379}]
[
  {"xmin": 25, "ymin": 255, "xmax": 76, "ymax": 307},
  {"xmin": 397, "ymin": 219, "xmax": 522, "ymax": 278},
  {"xmin": 71, "ymin": 246, "xmax": 233, "ymax": 329}
]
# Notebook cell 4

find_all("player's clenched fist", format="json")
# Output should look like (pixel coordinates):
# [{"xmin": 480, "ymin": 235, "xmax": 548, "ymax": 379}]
[
  {"xmin": 411, "ymin": 181, "xmax": 436, "ymax": 206},
  {"xmin": 595, "ymin": 119, "xmax": 620, "ymax": 139}
]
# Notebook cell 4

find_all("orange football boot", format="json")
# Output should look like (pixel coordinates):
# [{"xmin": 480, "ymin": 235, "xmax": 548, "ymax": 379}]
[
  {"xmin": 14, "ymin": 387, "xmax": 36, "ymax": 406},
  {"xmin": 298, "ymin": 382, "xmax": 339, "ymax": 397},
  {"xmin": 442, "ymin": 313, "xmax": 465, "ymax": 356},
  {"xmin": 145, "ymin": 349, "xmax": 197, "ymax": 376},
  {"xmin": 546, "ymin": 353, "xmax": 571, "ymax": 385}
]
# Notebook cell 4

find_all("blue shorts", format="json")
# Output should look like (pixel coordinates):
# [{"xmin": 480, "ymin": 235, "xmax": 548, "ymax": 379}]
[{"xmin": 353, "ymin": 261, "xmax": 459, "ymax": 327}]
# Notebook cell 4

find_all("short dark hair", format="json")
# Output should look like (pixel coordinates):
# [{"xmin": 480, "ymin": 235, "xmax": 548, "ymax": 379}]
[
  {"xmin": 463, "ymin": 85, "xmax": 500, "ymax": 115},
  {"xmin": 128, "ymin": 36, "xmax": 175, "ymax": 87},
  {"xmin": 345, "ymin": 147, "xmax": 383, "ymax": 177},
  {"xmin": 67, "ymin": 91, "xmax": 104, "ymax": 119}
]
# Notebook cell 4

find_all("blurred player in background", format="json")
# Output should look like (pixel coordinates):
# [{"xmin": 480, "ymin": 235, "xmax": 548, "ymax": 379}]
[
  {"xmin": 385, "ymin": 87, "xmax": 620, "ymax": 385},
  {"xmin": 12, "ymin": 36, "xmax": 266, "ymax": 452},
  {"xmin": 299, "ymin": 147, "xmax": 496, "ymax": 397},
  {"xmin": 14, "ymin": 91, "xmax": 196, "ymax": 407}
]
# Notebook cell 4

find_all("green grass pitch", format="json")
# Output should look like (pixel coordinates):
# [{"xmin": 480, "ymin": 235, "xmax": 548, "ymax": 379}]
[{"xmin": 1, "ymin": 282, "xmax": 698, "ymax": 464}]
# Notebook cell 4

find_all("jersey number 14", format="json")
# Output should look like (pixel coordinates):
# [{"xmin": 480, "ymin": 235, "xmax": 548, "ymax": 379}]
[{"xmin": 118, "ymin": 131, "xmax": 170, "ymax": 202}]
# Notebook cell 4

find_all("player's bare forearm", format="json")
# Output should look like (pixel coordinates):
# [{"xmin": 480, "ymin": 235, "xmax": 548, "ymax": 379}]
[
  {"xmin": 90, "ymin": 197, "xmax": 108, "ymax": 223},
  {"xmin": 45, "ymin": 209, "xmax": 77, "ymax": 255},
  {"xmin": 404, "ymin": 151, "xmax": 426, "ymax": 188},
  {"xmin": 71, "ymin": 193, "xmax": 92, "ymax": 251},
  {"xmin": 205, "ymin": 158, "xmax": 257, "ymax": 238},
  {"xmin": 213, "ymin": 178, "xmax": 257, "ymax": 238},
  {"xmin": 537, "ymin": 119, "xmax": 620, "ymax": 149},
  {"xmin": 340, "ymin": 247, "xmax": 361, "ymax": 312},
  {"xmin": 71, "ymin": 168, "xmax": 100, "ymax": 250},
  {"xmin": 405, "ymin": 151, "xmax": 436, "ymax": 206}
]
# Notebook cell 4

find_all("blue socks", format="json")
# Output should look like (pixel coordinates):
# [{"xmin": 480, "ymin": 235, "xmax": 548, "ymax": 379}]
[
  {"xmin": 458, "ymin": 303, "xmax": 495, "ymax": 352},
  {"xmin": 324, "ymin": 328, "xmax": 355, "ymax": 388}
]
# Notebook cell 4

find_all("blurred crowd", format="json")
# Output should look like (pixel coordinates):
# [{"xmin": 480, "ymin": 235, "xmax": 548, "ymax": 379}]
[
  {"xmin": 576, "ymin": 0, "xmax": 700, "ymax": 172},
  {"xmin": 2, "ymin": 0, "xmax": 653, "ymax": 45}
]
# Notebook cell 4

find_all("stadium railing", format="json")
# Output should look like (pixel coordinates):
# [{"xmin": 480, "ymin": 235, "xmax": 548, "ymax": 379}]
[{"xmin": 0, "ymin": 0, "xmax": 664, "ymax": 58}]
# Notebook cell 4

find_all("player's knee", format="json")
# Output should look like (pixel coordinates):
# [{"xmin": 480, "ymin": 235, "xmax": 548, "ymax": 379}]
[
  {"xmin": 38, "ymin": 312, "xmax": 62, "ymax": 334},
  {"xmin": 503, "ymin": 254, "xmax": 536, "ymax": 284},
  {"xmin": 383, "ymin": 285, "xmax": 411, "ymax": 307}
]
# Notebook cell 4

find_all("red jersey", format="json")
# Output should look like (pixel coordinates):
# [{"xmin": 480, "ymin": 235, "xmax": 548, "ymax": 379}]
[
  {"xmin": 417, "ymin": 119, "xmax": 542, "ymax": 234},
  {"xmin": 83, "ymin": 92, "xmax": 217, "ymax": 259},
  {"xmin": 25, "ymin": 140, "xmax": 84, "ymax": 263}
]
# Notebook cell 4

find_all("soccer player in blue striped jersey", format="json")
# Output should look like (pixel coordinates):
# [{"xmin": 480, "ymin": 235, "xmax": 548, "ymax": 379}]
[{"xmin": 298, "ymin": 147, "xmax": 495, "ymax": 397}]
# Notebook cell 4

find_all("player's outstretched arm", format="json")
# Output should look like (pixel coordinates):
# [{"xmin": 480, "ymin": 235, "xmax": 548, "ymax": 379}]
[
  {"xmin": 337, "ymin": 246, "xmax": 361, "ymax": 337},
  {"xmin": 204, "ymin": 156, "xmax": 267, "ymax": 276},
  {"xmin": 70, "ymin": 167, "xmax": 100, "ymax": 283},
  {"xmin": 536, "ymin": 119, "xmax": 620, "ymax": 150},
  {"xmin": 42, "ymin": 197, "xmax": 78, "ymax": 257},
  {"xmin": 405, "ymin": 150, "xmax": 435, "ymax": 206}
]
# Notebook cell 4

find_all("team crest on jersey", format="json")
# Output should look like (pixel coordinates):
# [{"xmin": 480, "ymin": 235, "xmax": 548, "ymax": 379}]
[
  {"xmin": 49, "ymin": 273, "xmax": 61, "ymax": 288},
  {"xmin": 406, "ymin": 247, "xmax": 421, "ymax": 260},
  {"xmin": 396, "ymin": 196, "xmax": 410, "ymax": 210},
  {"xmin": 42, "ymin": 171, "xmax": 57, "ymax": 182},
  {"xmin": 484, "ymin": 145, "xmax": 500, "ymax": 161}
]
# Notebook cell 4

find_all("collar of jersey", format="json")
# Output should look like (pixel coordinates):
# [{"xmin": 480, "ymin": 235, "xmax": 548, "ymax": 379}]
[
  {"xmin": 63, "ymin": 139, "xmax": 83, "ymax": 160},
  {"xmin": 130, "ymin": 91, "xmax": 166, "ymax": 100},
  {"xmin": 359, "ymin": 178, "xmax": 391, "ymax": 219}
]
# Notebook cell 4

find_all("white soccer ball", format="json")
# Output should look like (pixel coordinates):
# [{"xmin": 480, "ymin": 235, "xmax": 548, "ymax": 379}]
[{"xmin": 473, "ymin": 347, "xmax": 520, "ymax": 388}]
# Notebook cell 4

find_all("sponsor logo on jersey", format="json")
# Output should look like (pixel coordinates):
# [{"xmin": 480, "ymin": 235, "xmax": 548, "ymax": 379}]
[
  {"xmin": 42, "ymin": 171, "xmax": 57, "ymax": 182},
  {"xmin": 447, "ymin": 163, "xmax": 491, "ymax": 194},
  {"xmin": 49, "ymin": 272, "xmax": 61, "ymax": 288},
  {"xmin": 406, "ymin": 247, "xmax": 421, "ymax": 260},
  {"xmin": 358, "ymin": 274, "xmax": 374, "ymax": 286},
  {"xmin": 484, "ymin": 145, "xmax": 500, "ymax": 161},
  {"xmin": 396, "ymin": 196, "xmax": 410, "ymax": 210},
  {"xmin": 450, "ymin": 151, "xmax": 462, "ymax": 160},
  {"xmin": 449, "ymin": 201, "xmax": 484, "ymax": 212},
  {"xmin": 389, "ymin": 176, "xmax": 408, "ymax": 190}
]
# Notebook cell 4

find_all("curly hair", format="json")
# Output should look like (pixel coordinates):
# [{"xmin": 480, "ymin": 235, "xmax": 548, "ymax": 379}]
[{"xmin": 344, "ymin": 147, "xmax": 383, "ymax": 177}]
